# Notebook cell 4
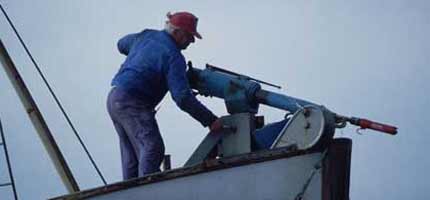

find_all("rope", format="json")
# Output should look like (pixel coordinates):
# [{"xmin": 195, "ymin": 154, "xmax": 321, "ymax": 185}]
[
  {"xmin": 294, "ymin": 150, "xmax": 328, "ymax": 200},
  {"xmin": 0, "ymin": 3, "xmax": 107, "ymax": 185},
  {"xmin": 0, "ymin": 117, "xmax": 19, "ymax": 200}
]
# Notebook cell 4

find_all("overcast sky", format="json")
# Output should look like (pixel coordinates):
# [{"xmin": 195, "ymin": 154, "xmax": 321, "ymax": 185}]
[{"xmin": 0, "ymin": 0, "xmax": 429, "ymax": 199}]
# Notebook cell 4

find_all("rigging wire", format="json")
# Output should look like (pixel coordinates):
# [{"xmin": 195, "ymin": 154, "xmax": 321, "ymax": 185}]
[
  {"xmin": 0, "ymin": 4, "xmax": 107, "ymax": 185},
  {"xmin": 0, "ymin": 116, "xmax": 19, "ymax": 200}
]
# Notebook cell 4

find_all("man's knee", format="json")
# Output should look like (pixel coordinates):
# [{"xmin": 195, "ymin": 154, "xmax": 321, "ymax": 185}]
[{"xmin": 144, "ymin": 136, "xmax": 165, "ymax": 157}]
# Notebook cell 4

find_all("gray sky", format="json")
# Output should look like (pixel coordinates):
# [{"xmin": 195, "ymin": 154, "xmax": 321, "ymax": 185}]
[{"xmin": 0, "ymin": 0, "xmax": 429, "ymax": 199}]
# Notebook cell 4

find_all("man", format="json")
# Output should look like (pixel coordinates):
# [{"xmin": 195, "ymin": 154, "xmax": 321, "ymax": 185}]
[{"xmin": 107, "ymin": 11, "xmax": 222, "ymax": 180}]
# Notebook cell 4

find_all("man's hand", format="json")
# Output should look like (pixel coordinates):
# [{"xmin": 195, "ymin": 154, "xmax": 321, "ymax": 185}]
[{"xmin": 209, "ymin": 118, "xmax": 223, "ymax": 133}]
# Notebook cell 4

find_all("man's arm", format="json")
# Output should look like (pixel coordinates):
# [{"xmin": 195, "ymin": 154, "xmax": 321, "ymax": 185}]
[{"xmin": 166, "ymin": 54, "xmax": 217, "ymax": 127}]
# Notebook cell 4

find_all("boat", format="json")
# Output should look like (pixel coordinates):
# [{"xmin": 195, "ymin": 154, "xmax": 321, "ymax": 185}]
[{"xmin": 51, "ymin": 138, "xmax": 352, "ymax": 200}]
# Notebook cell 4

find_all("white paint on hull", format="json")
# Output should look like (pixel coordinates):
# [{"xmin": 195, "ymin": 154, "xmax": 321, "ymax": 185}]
[{"xmin": 90, "ymin": 152, "xmax": 323, "ymax": 200}]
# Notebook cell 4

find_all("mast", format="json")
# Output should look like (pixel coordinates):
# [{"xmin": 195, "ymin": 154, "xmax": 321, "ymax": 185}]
[{"xmin": 0, "ymin": 40, "xmax": 80, "ymax": 193}]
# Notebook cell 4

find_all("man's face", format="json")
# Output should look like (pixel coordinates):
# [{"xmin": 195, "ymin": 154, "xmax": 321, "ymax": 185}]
[{"xmin": 176, "ymin": 30, "xmax": 195, "ymax": 50}]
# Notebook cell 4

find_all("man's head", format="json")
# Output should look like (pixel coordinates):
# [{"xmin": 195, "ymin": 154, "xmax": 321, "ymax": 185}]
[{"xmin": 165, "ymin": 12, "xmax": 201, "ymax": 50}]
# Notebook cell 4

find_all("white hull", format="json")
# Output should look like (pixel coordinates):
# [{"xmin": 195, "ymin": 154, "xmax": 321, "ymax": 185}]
[{"xmin": 52, "ymin": 138, "xmax": 351, "ymax": 200}]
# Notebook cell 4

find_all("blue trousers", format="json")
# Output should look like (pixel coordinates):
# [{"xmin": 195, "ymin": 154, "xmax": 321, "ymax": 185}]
[{"xmin": 107, "ymin": 87, "xmax": 165, "ymax": 180}]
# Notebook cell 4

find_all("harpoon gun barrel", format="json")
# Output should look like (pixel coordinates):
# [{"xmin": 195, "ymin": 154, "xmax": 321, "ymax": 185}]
[{"xmin": 187, "ymin": 62, "xmax": 398, "ymax": 135}]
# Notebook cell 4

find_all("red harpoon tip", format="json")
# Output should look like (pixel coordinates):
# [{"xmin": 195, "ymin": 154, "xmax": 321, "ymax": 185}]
[{"xmin": 359, "ymin": 119, "xmax": 398, "ymax": 135}]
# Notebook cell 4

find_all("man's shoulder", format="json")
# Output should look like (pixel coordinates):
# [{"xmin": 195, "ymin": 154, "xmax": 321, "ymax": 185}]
[
  {"xmin": 147, "ymin": 30, "xmax": 179, "ymax": 50},
  {"xmin": 141, "ymin": 29, "xmax": 158, "ymax": 36},
  {"xmin": 136, "ymin": 29, "xmax": 183, "ymax": 60}
]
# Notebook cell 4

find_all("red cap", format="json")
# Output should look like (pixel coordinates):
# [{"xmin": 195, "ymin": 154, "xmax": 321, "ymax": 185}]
[{"xmin": 167, "ymin": 12, "xmax": 202, "ymax": 39}]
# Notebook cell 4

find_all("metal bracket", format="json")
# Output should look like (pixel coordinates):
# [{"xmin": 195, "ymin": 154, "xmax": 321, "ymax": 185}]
[
  {"xmin": 184, "ymin": 130, "xmax": 226, "ymax": 167},
  {"xmin": 218, "ymin": 113, "xmax": 254, "ymax": 157},
  {"xmin": 184, "ymin": 113, "xmax": 255, "ymax": 167}
]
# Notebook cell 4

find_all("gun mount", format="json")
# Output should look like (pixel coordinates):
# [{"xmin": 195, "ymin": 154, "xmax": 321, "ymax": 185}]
[{"xmin": 185, "ymin": 62, "xmax": 397, "ymax": 167}]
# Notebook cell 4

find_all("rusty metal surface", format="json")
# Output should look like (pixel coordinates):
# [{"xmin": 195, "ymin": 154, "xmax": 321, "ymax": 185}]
[{"xmin": 322, "ymin": 138, "xmax": 352, "ymax": 200}]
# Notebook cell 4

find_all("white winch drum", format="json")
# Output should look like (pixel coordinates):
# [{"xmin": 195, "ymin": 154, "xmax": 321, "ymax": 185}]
[{"xmin": 271, "ymin": 105, "xmax": 333, "ymax": 150}]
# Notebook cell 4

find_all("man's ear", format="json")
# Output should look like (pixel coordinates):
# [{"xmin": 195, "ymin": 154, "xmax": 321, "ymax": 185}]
[
  {"xmin": 171, "ymin": 28, "xmax": 178, "ymax": 34},
  {"xmin": 171, "ymin": 29, "xmax": 182, "ymax": 42},
  {"xmin": 170, "ymin": 29, "xmax": 178, "ymax": 37}
]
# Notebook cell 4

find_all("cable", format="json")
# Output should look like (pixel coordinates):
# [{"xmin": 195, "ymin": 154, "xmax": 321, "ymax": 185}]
[
  {"xmin": 0, "ymin": 117, "xmax": 19, "ymax": 200},
  {"xmin": 0, "ymin": 4, "xmax": 107, "ymax": 185}
]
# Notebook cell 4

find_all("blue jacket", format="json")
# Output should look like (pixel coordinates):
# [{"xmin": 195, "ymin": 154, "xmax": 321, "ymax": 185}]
[{"xmin": 112, "ymin": 29, "xmax": 217, "ymax": 127}]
